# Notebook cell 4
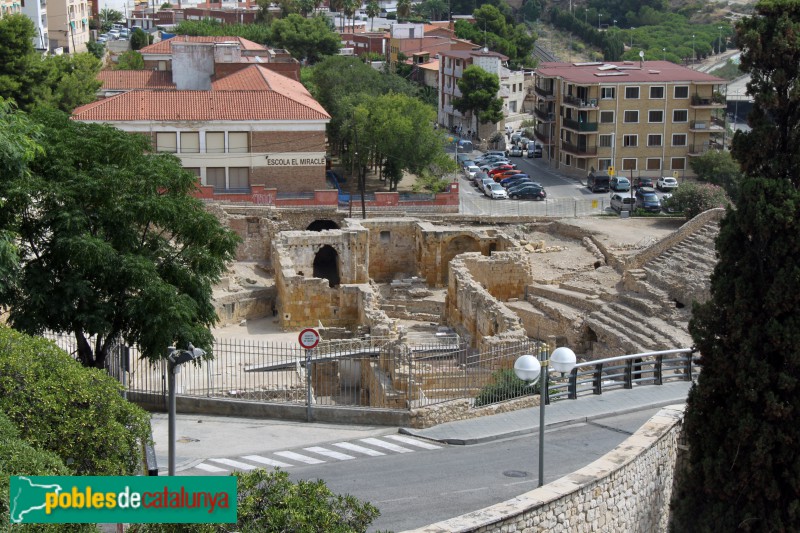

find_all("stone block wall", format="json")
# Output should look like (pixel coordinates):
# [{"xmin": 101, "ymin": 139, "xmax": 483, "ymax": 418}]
[
  {"xmin": 357, "ymin": 218, "xmax": 419, "ymax": 282},
  {"xmin": 403, "ymin": 405, "xmax": 685, "ymax": 532},
  {"xmin": 214, "ymin": 287, "xmax": 273, "ymax": 327},
  {"xmin": 462, "ymin": 251, "xmax": 533, "ymax": 302}
]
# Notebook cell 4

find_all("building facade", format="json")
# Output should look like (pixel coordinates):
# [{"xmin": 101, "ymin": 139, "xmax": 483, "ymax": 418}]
[
  {"xmin": 20, "ymin": 0, "xmax": 48, "ymax": 51},
  {"xmin": 532, "ymin": 61, "xmax": 727, "ymax": 178},
  {"xmin": 46, "ymin": 0, "xmax": 88, "ymax": 53}
]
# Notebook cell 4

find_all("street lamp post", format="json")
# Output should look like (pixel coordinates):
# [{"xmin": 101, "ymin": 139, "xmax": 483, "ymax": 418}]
[
  {"xmin": 717, "ymin": 26, "xmax": 723, "ymax": 55},
  {"xmin": 662, "ymin": 47, "xmax": 666, "ymax": 61},
  {"xmin": 630, "ymin": 28, "xmax": 635, "ymax": 48},
  {"xmin": 514, "ymin": 344, "xmax": 577, "ymax": 487},
  {"xmin": 692, "ymin": 34, "xmax": 695, "ymax": 65},
  {"xmin": 167, "ymin": 343, "xmax": 206, "ymax": 476},
  {"xmin": 597, "ymin": 13, "xmax": 601, "ymax": 30}
]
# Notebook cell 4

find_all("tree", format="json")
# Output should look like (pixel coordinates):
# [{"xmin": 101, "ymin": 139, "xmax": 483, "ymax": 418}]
[
  {"xmin": 86, "ymin": 40, "xmax": 106, "ymax": 59},
  {"xmin": 36, "ymin": 53, "xmax": 102, "ymax": 112},
  {"xmin": 0, "ymin": 327, "xmax": 152, "ymax": 475},
  {"xmin": 663, "ymin": 181, "xmax": 730, "ymax": 220},
  {"xmin": 116, "ymin": 50, "xmax": 145, "ymax": 70},
  {"xmin": 130, "ymin": 27, "xmax": 150, "ymax": 50},
  {"xmin": 0, "ymin": 15, "xmax": 42, "ymax": 111},
  {"xmin": 453, "ymin": 65, "xmax": 504, "ymax": 130},
  {"xmin": 269, "ymin": 14, "xmax": 340, "ymax": 63},
  {"xmin": 342, "ymin": 0, "xmax": 357, "ymax": 31},
  {"xmin": 670, "ymin": 1, "xmax": 800, "ymax": 531},
  {"xmin": 689, "ymin": 149, "xmax": 743, "ymax": 200},
  {"xmin": 99, "ymin": 8, "xmax": 124, "ymax": 32},
  {"xmin": 0, "ymin": 107, "xmax": 240, "ymax": 369},
  {"xmin": 397, "ymin": 0, "xmax": 412, "ymax": 20},
  {"xmin": 521, "ymin": 0, "xmax": 542, "ymax": 22},
  {"xmin": 365, "ymin": 0, "xmax": 380, "ymax": 30}
]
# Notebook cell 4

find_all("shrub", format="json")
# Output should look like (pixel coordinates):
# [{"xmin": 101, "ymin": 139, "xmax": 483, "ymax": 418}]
[
  {"xmin": 668, "ymin": 181, "xmax": 731, "ymax": 220},
  {"xmin": 474, "ymin": 368, "xmax": 537, "ymax": 407}
]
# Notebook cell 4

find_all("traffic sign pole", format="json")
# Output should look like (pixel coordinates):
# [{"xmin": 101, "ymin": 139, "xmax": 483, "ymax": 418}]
[{"xmin": 298, "ymin": 329, "xmax": 320, "ymax": 421}]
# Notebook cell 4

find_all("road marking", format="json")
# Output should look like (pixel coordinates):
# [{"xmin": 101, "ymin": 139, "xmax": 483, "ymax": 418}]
[
  {"xmin": 208, "ymin": 458, "xmax": 256, "ymax": 471},
  {"xmin": 304, "ymin": 446, "xmax": 355, "ymax": 460},
  {"xmin": 194, "ymin": 463, "xmax": 228, "ymax": 473},
  {"xmin": 241, "ymin": 455, "xmax": 292, "ymax": 468},
  {"xmin": 274, "ymin": 451, "xmax": 326, "ymax": 464},
  {"xmin": 359, "ymin": 437, "xmax": 414, "ymax": 453},
  {"xmin": 385, "ymin": 435, "xmax": 441, "ymax": 450},
  {"xmin": 332, "ymin": 442, "xmax": 386, "ymax": 456}
]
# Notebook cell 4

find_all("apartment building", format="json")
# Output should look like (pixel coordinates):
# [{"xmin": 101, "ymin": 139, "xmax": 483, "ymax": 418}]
[
  {"xmin": 531, "ymin": 61, "xmax": 726, "ymax": 178},
  {"xmin": 19, "ymin": 0, "xmax": 48, "ymax": 51},
  {"xmin": 46, "ymin": 0, "xmax": 88, "ymax": 53},
  {"xmin": 1, "ymin": 0, "xmax": 21, "ymax": 18}
]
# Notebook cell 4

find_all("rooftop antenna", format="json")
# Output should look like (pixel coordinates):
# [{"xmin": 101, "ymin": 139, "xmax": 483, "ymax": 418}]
[{"xmin": 639, "ymin": 50, "xmax": 645, "ymax": 68}]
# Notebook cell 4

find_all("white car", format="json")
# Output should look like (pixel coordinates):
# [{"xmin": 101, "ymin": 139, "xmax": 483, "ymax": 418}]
[
  {"xmin": 657, "ymin": 176, "xmax": 679, "ymax": 191},
  {"xmin": 479, "ymin": 178, "xmax": 494, "ymax": 194},
  {"xmin": 464, "ymin": 165, "xmax": 480, "ymax": 179},
  {"xmin": 486, "ymin": 182, "xmax": 509, "ymax": 199}
]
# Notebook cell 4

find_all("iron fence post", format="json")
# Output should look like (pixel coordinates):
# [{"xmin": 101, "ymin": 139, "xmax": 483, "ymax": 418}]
[
  {"xmin": 306, "ymin": 348, "xmax": 313, "ymax": 422},
  {"xmin": 685, "ymin": 351, "xmax": 693, "ymax": 381},
  {"xmin": 593, "ymin": 363, "xmax": 603, "ymax": 394},
  {"xmin": 624, "ymin": 359, "xmax": 633, "ymax": 389},
  {"xmin": 568, "ymin": 367, "xmax": 578, "ymax": 399},
  {"xmin": 655, "ymin": 354, "xmax": 663, "ymax": 385}
]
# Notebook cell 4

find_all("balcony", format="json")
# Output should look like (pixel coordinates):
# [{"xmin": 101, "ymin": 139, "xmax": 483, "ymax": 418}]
[
  {"xmin": 562, "ymin": 117, "xmax": 598, "ymax": 132},
  {"xmin": 562, "ymin": 95, "xmax": 598, "ymax": 109},
  {"xmin": 534, "ymin": 85, "xmax": 555, "ymax": 99},
  {"xmin": 689, "ymin": 119, "xmax": 724, "ymax": 132},
  {"xmin": 691, "ymin": 94, "xmax": 726, "ymax": 108},
  {"xmin": 534, "ymin": 130, "xmax": 552, "ymax": 144},
  {"xmin": 561, "ymin": 141, "xmax": 597, "ymax": 156},
  {"xmin": 533, "ymin": 108, "xmax": 555, "ymax": 123},
  {"xmin": 687, "ymin": 142, "xmax": 724, "ymax": 156}
]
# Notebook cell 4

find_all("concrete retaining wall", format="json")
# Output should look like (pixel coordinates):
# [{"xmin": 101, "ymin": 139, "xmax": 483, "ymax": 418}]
[{"xmin": 404, "ymin": 405, "xmax": 684, "ymax": 533}]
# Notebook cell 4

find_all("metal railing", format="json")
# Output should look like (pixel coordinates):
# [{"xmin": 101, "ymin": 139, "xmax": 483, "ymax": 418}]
[
  {"xmin": 561, "ymin": 141, "xmax": 598, "ymax": 155},
  {"xmin": 547, "ymin": 348, "xmax": 697, "ymax": 403},
  {"xmin": 562, "ymin": 117, "xmax": 599, "ymax": 132}
]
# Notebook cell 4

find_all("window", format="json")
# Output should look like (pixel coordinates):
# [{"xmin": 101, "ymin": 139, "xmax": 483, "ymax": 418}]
[
  {"xmin": 673, "ymin": 109, "xmax": 688, "ymax": 122},
  {"xmin": 598, "ymin": 158, "xmax": 612, "ymax": 170},
  {"xmin": 622, "ymin": 158, "xmax": 637, "ymax": 171},
  {"xmin": 184, "ymin": 167, "xmax": 201, "ymax": 177},
  {"xmin": 206, "ymin": 132, "xmax": 225, "ymax": 153},
  {"xmin": 206, "ymin": 167, "xmax": 225, "ymax": 189},
  {"xmin": 625, "ymin": 86, "xmax": 640, "ymax": 99},
  {"xmin": 671, "ymin": 158, "xmax": 686, "ymax": 170},
  {"xmin": 228, "ymin": 167, "xmax": 249, "ymax": 189},
  {"xmin": 672, "ymin": 134, "xmax": 688, "ymax": 146},
  {"xmin": 155, "ymin": 132, "xmax": 177, "ymax": 153},
  {"xmin": 380, "ymin": 231, "xmax": 390, "ymax": 243},
  {"xmin": 623, "ymin": 110, "xmax": 639, "ymax": 123},
  {"xmin": 601, "ymin": 87, "xmax": 616, "ymax": 99},
  {"xmin": 648, "ymin": 110, "xmax": 664, "ymax": 123},
  {"xmin": 600, "ymin": 111, "xmax": 615, "ymax": 123},
  {"xmin": 599, "ymin": 134, "xmax": 614, "ymax": 148},
  {"xmin": 228, "ymin": 132, "xmax": 249, "ymax": 153},
  {"xmin": 180, "ymin": 132, "xmax": 199, "ymax": 153},
  {"xmin": 649, "ymin": 86, "xmax": 665, "ymax": 99},
  {"xmin": 564, "ymin": 154, "xmax": 572, "ymax": 166},
  {"xmin": 646, "ymin": 158, "xmax": 662, "ymax": 171},
  {"xmin": 623, "ymin": 134, "xmax": 638, "ymax": 147},
  {"xmin": 674, "ymin": 86, "xmax": 689, "ymax": 99},
  {"xmin": 647, "ymin": 134, "xmax": 662, "ymax": 147}
]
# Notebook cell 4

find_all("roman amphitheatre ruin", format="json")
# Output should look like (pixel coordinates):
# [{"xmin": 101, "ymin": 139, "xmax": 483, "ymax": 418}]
[{"xmin": 196, "ymin": 205, "xmax": 722, "ymax": 418}]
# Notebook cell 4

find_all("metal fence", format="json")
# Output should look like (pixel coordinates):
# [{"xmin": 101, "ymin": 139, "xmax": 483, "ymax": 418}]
[{"xmin": 460, "ymin": 195, "xmax": 610, "ymax": 217}]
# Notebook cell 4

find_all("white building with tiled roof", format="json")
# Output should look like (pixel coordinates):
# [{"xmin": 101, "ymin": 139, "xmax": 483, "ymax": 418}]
[{"xmin": 73, "ymin": 41, "xmax": 330, "ymax": 193}]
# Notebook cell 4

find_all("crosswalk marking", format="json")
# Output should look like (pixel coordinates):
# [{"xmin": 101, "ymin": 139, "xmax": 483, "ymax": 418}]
[
  {"xmin": 274, "ymin": 451, "xmax": 326, "ymax": 464},
  {"xmin": 209, "ymin": 458, "xmax": 257, "ymax": 470},
  {"xmin": 360, "ymin": 437, "xmax": 414, "ymax": 453},
  {"xmin": 304, "ymin": 446, "xmax": 355, "ymax": 461},
  {"xmin": 194, "ymin": 463, "xmax": 228, "ymax": 473},
  {"xmin": 332, "ymin": 442, "xmax": 386, "ymax": 456},
  {"xmin": 241, "ymin": 455, "xmax": 292, "ymax": 468},
  {"xmin": 386, "ymin": 435, "xmax": 442, "ymax": 450}
]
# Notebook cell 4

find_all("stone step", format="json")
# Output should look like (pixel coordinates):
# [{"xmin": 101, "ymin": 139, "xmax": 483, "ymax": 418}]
[
  {"xmin": 527, "ymin": 296, "xmax": 587, "ymax": 323},
  {"xmin": 585, "ymin": 312, "xmax": 663, "ymax": 352},
  {"xmin": 616, "ymin": 292, "xmax": 665, "ymax": 317},
  {"xmin": 526, "ymin": 284, "xmax": 604, "ymax": 313},
  {"xmin": 583, "ymin": 315, "xmax": 650, "ymax": 355},
  {"xmin": 604, "ymin": 302, "xmax": 692, "ymax": 348}
]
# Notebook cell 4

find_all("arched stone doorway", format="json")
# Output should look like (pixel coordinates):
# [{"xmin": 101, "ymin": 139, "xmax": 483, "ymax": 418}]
[
  {"xmin": 307, "ymin": 220, "xmax": 340, "ymax": 231},
  {"xmin": 313, "ymin": 245, "xmax": 341, "ymax": 287},
  {"xmin": 442, "ymin": 235, "xmax": 482, "ymax": 284}
]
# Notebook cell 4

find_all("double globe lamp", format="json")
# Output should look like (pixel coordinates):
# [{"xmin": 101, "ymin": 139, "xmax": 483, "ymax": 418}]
[{"xmin": 514, "ymin": 346, "xmax": 577, "ymax": 487}]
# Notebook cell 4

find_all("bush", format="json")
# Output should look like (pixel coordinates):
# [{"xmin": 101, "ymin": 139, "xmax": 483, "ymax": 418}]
[
  {"xmin": 0, "ymin": 327, "xmax": 151, "ymax": 475},
  {"xmin": 668, "ymin": 181, "xmax": 731, "ymax": 220},
  {"xmin": 474, "ymin": 368, "xmax": 537, "ymax": 407}
]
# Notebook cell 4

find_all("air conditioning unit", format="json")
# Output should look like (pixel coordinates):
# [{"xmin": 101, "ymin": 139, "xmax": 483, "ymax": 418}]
[{"xmin": 694, "ymin": 122, "xmax": 706, "ymax": 129}]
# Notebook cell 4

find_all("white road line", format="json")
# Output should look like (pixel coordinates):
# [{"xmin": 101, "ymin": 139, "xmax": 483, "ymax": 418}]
[
  {"xmin": 194, "ymin": 463, "xmax": 228, "ymax": 473},
  {"xmin": 385, "ymin": 435, "xmax": 442, "ymax": 450},
  {"xmin": 304, "ymin": 447, "xmax": 355, "ymax": 461},
  {"xmin": 274, "ymin": 451, "xmax": 326, "ymax": 464},
  {"xmin": 332, "ymin": 442, "xmax": 386, "ymax": 456},
  {"xmin": 359, "ymin": 437, "xmax": 414, "ymax": 453},
  {"xmin": 241, "ymin": 455, "xmax": 292, "ymax": 468},
  {"xmin": 208, "ymin": 458, "xmax": 256, "ymax": 471}
]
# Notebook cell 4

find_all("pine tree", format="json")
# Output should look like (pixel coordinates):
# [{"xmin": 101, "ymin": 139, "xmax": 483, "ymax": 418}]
[{"xmin": 670, "ymin": 1, "xmax": 800, "ymax": 531}]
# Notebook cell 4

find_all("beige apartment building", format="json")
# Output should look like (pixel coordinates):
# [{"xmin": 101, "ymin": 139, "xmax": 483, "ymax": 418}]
[
  {"xmin": 531, "ymin": 61, "xmax": 727, "ymax": 179},
  {"xmin": 47, "ymin": 0, "xmax": 89, "ymax": 53}
]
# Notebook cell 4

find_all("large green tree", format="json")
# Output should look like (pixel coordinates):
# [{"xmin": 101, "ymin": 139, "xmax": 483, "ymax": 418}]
[
  {"xmin": 0, "ymin": 107, "xmax": 240, "ymax": 369},
  {"xmin": 453, "ymin": 65, "xmax": 504, "ymax": 129},
  {"xmin": 670, "ymin": 1, "xmax": 800, "ymax": 531},
  {"xmin": 689, "ymin": 149, "xmax": 743, "ymax": 200},
  {"xmin": 267, "ymin": 14, "xmax": 340, "ymax": 63}
]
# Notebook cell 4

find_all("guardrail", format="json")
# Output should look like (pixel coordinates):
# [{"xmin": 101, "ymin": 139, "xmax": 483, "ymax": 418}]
[{"xmin": 547, "ymin": 348, "xmax": 697, "ymax": 403}]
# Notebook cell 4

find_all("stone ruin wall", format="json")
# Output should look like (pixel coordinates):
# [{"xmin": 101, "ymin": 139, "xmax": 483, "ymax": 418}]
[{"xmin": 355, "ymin": 218, "xmax": 420, "ymax": 282}]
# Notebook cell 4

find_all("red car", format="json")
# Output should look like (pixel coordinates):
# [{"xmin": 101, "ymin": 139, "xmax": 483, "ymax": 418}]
[
  {"xmin": 488, "ymin": 165, "xmax": 515, "ymax": 177},
  {"xmin": 493, "ymin": 169, "xmax": 525, "ymax": 182}
]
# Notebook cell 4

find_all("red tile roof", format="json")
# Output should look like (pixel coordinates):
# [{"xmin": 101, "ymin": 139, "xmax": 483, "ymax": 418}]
[
  {"xmin": 536, "ymin": 61, "xmax": 726, "ymax": 84},
  {"xmin": 73, "ymin": 65, "xmax": 329, "ymax": 122},
  {"xmin": 97, "ymin": 70, "xmax": 175, "ymax": 90},
  {"xmin": 139, "ymin": 35, "xmax": 267, "ymax": 54}
]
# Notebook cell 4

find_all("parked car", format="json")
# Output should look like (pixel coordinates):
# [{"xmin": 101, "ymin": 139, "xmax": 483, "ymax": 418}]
[
  {"xmin": 479, "ymin": 177, "xmax": 494, "ymax": 194},
  {"xmin": 610, "ymin": 176, "xmax": 631, "ymax": 192},
  {"xmin": 97, "ymin": 35, "xmax": 108, "ymax": 43},
  {"xmin": 475, "ymin": 156, "xmax": 506, "ymax": 167},
  {"xmin": 610, "ymin": 193, "xmax": 635, "ymax": 213},
  {"xmin": 463, "ymin": 165, "xmax": 480, "ymax": 179},
  {"xmin": 457, "ymin": 154, "xmax": 471, "ymax": 165},
  {"xmin": 661, "ymin": 193, "xmax": 679, "ymax": 213},
  {"xmin": 508, "ymin": 184, "xmax": 547, "ymax": 200},
  {"xmin": 657, "ymin": 176, "xmax": 679, "ymax": 191},
  {"xmin": 527, "ymin": 142, "xmax": 543, "ymax": 158},
  {"xmin": 587, "ymin": 170, "xmax": 611, "ymax": 193},
  {"xmin": 488, "ymin": 164, "xmax": 515, "ymax": 176},
  {"xmin": 493, "ymin": 169, "xmax": 525, "ymax": 182},
  {"xmin": 461, "ymin": 159, "xmax": 475, "ymax": 170},
  {"xmin": 485, "ymin": 182, "xmax": 509, "ymax": 199},
  {"xmin": 501, "ymin": 174, "xmax": 536, "ymax": 188},
  {"xmin": 635, "ymin": 187, "xmax": 662, "ymax": 212},
  {"xmin": 473, "ymin": 171, "xmax": 489, "ymax": 186},
  {"xmin": 481, "ymin": 161, "xmax": 512, "ymax": 172},
  {"xmin": 508, "ymin": 146, "xmax": 523, "ymax": 157},
  {"xmin": 485, "ymin": 150, "xmax": 506, "ymax": 158},
  {"xmin": 118, "ymin": 28, "xmax": 130, "ymax": 39},
  {"xmin": 633, "ymin": 177, "xmax": 654, "ymax": 189},
  {"xmin": 108, "ymin": 29, "xmax": 121, "ymax": 39}
]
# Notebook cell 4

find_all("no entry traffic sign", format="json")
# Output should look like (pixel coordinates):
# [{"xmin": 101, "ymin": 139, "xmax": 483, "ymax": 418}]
[{"xmin": 298, "ymin": 328, "xmax": 320, "ymax": 350}]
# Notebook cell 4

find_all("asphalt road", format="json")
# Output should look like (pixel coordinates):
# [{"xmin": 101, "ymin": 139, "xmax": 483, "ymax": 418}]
[{"xmin": 285, "ymin": 408, "xmax": 661, "ymax": 532}]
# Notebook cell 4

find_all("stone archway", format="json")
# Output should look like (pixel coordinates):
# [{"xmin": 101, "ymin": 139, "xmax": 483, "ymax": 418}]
[
  {"xmin": 313, "ymin": 245, "xmax": 341, "ymax": 287},
  {"xmin": 307, "ymin": 220, "xmax": 340, "ymax": 231},
  {"xmin": 442, "ymin": 235, "xmax": 482, "ymax": 284}
]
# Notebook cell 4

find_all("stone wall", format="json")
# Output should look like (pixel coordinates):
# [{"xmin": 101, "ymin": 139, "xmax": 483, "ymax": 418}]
[
  {"xmin": 403, "ymin": 405, "xmax": 684, "ymax": 533},
  {"xmin": 214, "ymin": 287, "xmax": 273, "ymax": 327},
  {"xmin": 408, "ymin": 393, "xmax": 539, "ymax": 429},
  {"xmin": 357, "ymin": 218, "xmax": 420, "ymax": 282}
]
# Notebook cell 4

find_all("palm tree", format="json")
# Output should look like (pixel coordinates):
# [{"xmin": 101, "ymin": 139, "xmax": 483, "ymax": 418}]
[
  {"xmin": 365, "ymin": 0, "xmax": 380, "ymax": 31},
  {"xmin": 328, "ymin": 0, "xmax": 344, "ymax": 31},
  {"xmin": 397, "ymin": 0, "xmax": 411, "ymax": 20},
  {"xmin": 343, "ymin": 0, "xmax": 357, "ymax": 32}
]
